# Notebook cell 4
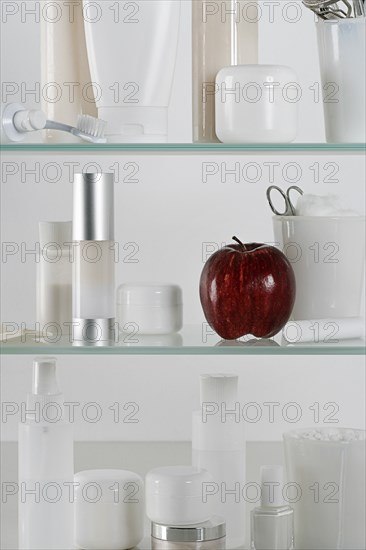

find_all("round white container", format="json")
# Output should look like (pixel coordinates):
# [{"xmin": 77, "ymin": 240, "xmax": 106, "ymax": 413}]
[
  {"xmin": 215, "ymin": 64, "xmax": 299, "ymax": 143},
  {"xmin": 117, "ymin": 283, "xmax": 183, "ymax": 335},
  {"xmin": 74, "ymin": 469, "xmax": 144, "ymax": 550},
  {"xmin": 146, "ymin": 466, "xmax": 213, "ymax": 526}
]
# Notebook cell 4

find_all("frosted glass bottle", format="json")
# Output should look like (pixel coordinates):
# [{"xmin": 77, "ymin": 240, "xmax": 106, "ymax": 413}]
[
  {"xmin": 41, "ymin": 1, "xmax": 96, "ymax": 143},
  {"xmin": 72, "ymin": 173, "xmax": 115, "ymax": 345},
  {"xmin": 37, "ymin": 222, "xmax": 72, "ymax": 337},
  {"xmin": 192, "ymin": 374, "xmax": 246, "ymax": 549},
  {"xmin": 18, "ymin": 358, "xmax": 74, "ymax": 550},
  {"xmin": 192, "ymin": 0, "xmax": 259, "ymax": 142}
]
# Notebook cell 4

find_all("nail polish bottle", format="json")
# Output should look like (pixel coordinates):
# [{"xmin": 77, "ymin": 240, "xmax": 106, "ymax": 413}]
[{"xmin": 251, "ymin": 465, "xmax": 294, "ymax": 550}]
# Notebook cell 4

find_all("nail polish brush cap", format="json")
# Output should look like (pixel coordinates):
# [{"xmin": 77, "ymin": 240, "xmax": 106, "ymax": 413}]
[{"xmin": 260, "ymin": 465, "xmax": 284, "ymax": 508}]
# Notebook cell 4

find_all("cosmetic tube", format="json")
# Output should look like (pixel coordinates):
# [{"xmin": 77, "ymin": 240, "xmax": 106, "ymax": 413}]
[
  {"xmin": 72, "ymin": 173, "xmax": 115, "ymax": 345},
  {"xmin": 18, "ymin": 358, "xmax": 74, "ymax": 549}
]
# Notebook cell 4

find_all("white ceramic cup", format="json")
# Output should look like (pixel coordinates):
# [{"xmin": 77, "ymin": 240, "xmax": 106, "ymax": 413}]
[
  {"xmin": 284, "ymin": 428, "xmax": 366, "ymax": 550},
  {"xmin": 316, "ymin": 18, "xmax": 366, "ymax": 143},
  {"xmin": 273, "ymin": 216, "xmax": 365, "ymax": 320}
]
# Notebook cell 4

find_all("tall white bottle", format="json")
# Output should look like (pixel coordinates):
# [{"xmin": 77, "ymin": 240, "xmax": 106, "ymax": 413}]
[
  {"xmin": 192, "ymin": 374, "xmax": 246, "ymax": 549},
  {"xmin": 83, "ymin": 0, "xmax": 181, "ymax": 142},
  {"xmin": 18, "ymin": 358, "xmax": 74, "ymax": 549},
  {"xmin": 41, "ymin": 1, "xmax": 97, "ymax": 143},
  {"xmin": 192, "ymin": 0, "xmax": 259, "ymax": 142}
]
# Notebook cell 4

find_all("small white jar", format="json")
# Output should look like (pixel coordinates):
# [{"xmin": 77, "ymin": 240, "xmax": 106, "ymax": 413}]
[
  {"xmin": 117, "ymin": 283, "xmax": 183, "ymax": 335},
  {"xmin": 74, "ymin": 469, "xmax": 144, "ymax": 550},
  {"xmin": 215, "ymin": 64, "xmax": 299, "ymax": 143},
  {"xmin": 146, "ymin": 466, "xmax": 213, "ymax": 526},
  {"xmin": 151, "ymin": 516, "xmax": 226, "ymax": 550}
]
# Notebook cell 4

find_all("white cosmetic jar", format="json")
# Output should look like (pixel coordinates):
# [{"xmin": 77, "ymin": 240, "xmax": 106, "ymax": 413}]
[
  {"xmin": 74, "ymin": 469, "xmax": 144, "ymax": 550},
  {"xmin": 146, "ymin": 466, "xmax": 214, "ymax": 526},
  {"xmin": 117, "ymin": 283, "xmax": 183, "ymax": 335},
  {"xmin": 151, "ymin": 516, "xmax": 226, "ymax": 550},
  {"xmin": 215, "ymin": 64, "xmax": 299, "ymax": 143}
]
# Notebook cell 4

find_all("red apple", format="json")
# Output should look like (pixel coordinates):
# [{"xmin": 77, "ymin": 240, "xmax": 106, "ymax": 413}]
[{"xmin": 200, "ymin": 237, "xmax": 296, "ymax": 340}]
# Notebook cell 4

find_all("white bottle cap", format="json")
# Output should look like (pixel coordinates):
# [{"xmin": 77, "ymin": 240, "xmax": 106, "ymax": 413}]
[
  {"xmin": 32, "ymin": 357, "xmax": 60, "ymax": 395},
  {"xmin": 200, "ymin": 374, "xmax": 238, "ymax": 407},
  {"xmin": 260, "ymin": 465, "xmax": 284, "ymax": 508},
  {"xmin": 39, "ymin": 221, "xmax": 72, "ymax": 249}
]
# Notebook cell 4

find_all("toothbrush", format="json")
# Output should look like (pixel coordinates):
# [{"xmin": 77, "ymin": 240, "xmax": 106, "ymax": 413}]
[{"xmin": 2, "ymin": 103, "xmax": 107, "ymax": 143}]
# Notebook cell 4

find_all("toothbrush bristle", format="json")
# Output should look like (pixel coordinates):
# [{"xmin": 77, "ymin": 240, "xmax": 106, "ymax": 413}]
[{"xmin": 77, "ymin": 115, "xmax": 107, "ymax": 139}]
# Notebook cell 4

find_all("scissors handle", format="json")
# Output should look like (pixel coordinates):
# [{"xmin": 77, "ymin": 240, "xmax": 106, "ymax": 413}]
[{"xmin": 266, "ymin": 185, "xmax": 304, "ymax": 216}]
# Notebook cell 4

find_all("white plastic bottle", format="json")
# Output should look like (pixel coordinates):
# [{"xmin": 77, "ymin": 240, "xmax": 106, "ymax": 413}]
[
  {"xmin": 72, "ymin": 173, "xmax": 115, "ymax": 345},
  {"xmin": 192, "ymin": 374, "xmax": 246, "ymax": 549},
  {"xmin": 18, "ymin": 358, "xmax": 74, "ymax": 549},
  {"xmin": 37, "ymin": 222, "xmax": 72, "ymax": 338},
  {"xmin": 83, "ymin": 0, "xmax": 181, "ymax": 142},
  {"xmin": 41, "ymin": 1, "xmax": 97, "ymax": 143},
  {"xmin": 192, "ymin": 0, "xmax": 259, "ymax": 142}
]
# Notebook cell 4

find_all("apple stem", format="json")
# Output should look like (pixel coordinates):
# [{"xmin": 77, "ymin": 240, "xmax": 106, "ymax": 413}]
[{"xmin": 232, "ymin": 236, "xmax": 246, "ymax": 251}]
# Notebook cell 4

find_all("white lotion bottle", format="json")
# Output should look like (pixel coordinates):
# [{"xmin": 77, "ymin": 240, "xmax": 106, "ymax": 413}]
[
  {"xmin": 37, "ymin": 222, "xmax": 72, "ymax": 337},
  {"xmin": 72, "ymin": 173, "xmax": 115, "ymax": 345},
  {"xmin": 192, "ymin": 0, "xmax": 259, "ymax": 142},
  {"xmin": 83, "ymin": 0, "xmax": 181, "ymax": 142},
  {"xmin": 251, "ymin": 466, "xmax": 294, "ymax": 550},
  {"xmin": 41, "ymin": 1, "xmax": 97, "ymax": 143},
  {"xmin": 192, "ymin": 374, "xmax": 246, "ymax": 548},
  {"xmin": 18, "ymin": 358, "xmax": 74, "ymax": 550}
]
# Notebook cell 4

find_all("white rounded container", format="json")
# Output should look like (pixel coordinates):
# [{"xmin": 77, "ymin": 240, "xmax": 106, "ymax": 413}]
[
  {"xmin": 151, "ymin": 516, "xmax": 226, "ymax": 550},
  {"xmin": 74, "ymin": 469, "xmax": 144, "ymax": 550},
  {"xmin": 117, "ymin": 283, "xmax": 183, "ymax": 335},
  {"xmin": 146, "ymin": 466, "xmax": 213, "ymax": 526},
  {"xmin": 215, "ymin": 65, "xmax": 299, "ymax": 143}
]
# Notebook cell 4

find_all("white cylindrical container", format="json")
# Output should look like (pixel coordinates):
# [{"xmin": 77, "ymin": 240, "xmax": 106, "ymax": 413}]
[
  {"xmin": 18, "ymin": 358, "xmax": 74, "ymax": 550},
  {"xmin": 41, "ymin": 1, "xmax": 97, "ymax": 143},
  {"xmin": 283, "ymin": 317, "xmax": 364, "ymax": 344},
  {"xmin": 37, "ymin": 222, "xmax": 72, "ymax": 337},
  {"xmin": 192, "ymin": 374, "xmax": 245, "ymax": 549},
  {"xmin": 83, "ymin": 0, "xmax": 181, "ymax": 142},
  {"xmin": 117, "ymin": 283, "xmax": 183, "ymax": 335},
  {"xmin": 284, "ymin": 428, "xmax": 366, "ymax": 550},
  {"xmin": 215, "ymin": 65, "xmax": 298, "ymax": 143},
  {"xmin": 72, "ymin": 173, "xmax": 115, "ymax": 345},
  {"xmin": 151, "ymin": 516, "xmax": 226, "ymax": 550},
  {"xmin": 192, "ymin": 0, "xmax": 258, "ymax": 143},
  {"xmin": 316, "ymin": 17, "xmax": 366, "ymax": 143},
  {"xmin": 74, "ymin": 469, "xmax": 144, "ymax": 550},
  {"xmin": 273, "ymin": 215, "xmax": 366, "ymax": 320},
  {"xmin": 146, "ymin": 466, "xmax": 213, "ymax": 526}
]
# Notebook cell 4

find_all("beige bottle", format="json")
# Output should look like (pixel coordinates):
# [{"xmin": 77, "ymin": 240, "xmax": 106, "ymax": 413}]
[
  {"xmin": 192, "ymin": 0, "xmax": 258, "ymax": 143},
  {"xmin": 41, "ymin": 1, "xmax": 97, "ymax": 143}
]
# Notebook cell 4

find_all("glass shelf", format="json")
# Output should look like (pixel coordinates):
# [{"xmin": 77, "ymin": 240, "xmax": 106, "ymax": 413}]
[
  {"xmin": 1, "ymin": 326, "xmax": 364, "ymax": 356},
  {"xmin": 1, "ymin": 143, "xmax": 365, "ymax": 153}
]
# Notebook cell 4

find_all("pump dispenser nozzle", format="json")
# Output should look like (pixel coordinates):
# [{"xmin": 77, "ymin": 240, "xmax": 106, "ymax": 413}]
[{"xmin": 200, "ymin": 374, "xmax": 238, "ymax": 407}]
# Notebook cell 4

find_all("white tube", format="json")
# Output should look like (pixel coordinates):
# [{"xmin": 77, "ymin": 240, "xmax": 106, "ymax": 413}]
[
  {"xmin": 41, "ymin": 1, "xmax": 97, "ymax": 143},
  {"xmin": 18, "ymin": 358, "xmax": 74, "ymax": 550},
  {"xmin": 192, "ymin": 374, "xmax": 246, "ymax": 549},
  {"xmin": 83, "ymin": 0, "xmax": 181, "ymax": 142},
  {"xmin": 283, "ymin": 318, "xmax": 365, "ymax": 344}
]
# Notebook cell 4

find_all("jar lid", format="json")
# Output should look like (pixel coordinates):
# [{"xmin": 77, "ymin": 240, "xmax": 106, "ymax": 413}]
[
  {"xmin": 74, "ymin": 469, "xmax": 143, "ymax": 503},
  {"xmin": 146, "ymin": 466, "xmax": 212, "ymax": 498},
  {"xmin": 117, "ymin": 283, "xmax": 183, "ymax": 307},
  {"xmin": 152, "ymin": 517, "xmax": 226, "ymax": 542},
  {"xmin": 216, "ymin": 64, "xmax": 298, "ymax": 86}
]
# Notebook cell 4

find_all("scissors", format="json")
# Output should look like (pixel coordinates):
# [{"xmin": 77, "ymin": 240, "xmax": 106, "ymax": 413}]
[{"xmin": 266, "ymin": 185, "xmax": 304, "ymax": 216}]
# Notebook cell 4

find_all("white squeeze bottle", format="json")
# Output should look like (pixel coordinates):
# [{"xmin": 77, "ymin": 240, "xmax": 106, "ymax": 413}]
[
  {"xmin": 41, "ymin": 1, "xmax": 97, "ymax": 143},
  {"xmin": 192, "ymin": 374, "xmax": 246, "ymax": 549},
  {"xmin": 18, "ymin": 358, "xmax": 74, "ymax": 549}
]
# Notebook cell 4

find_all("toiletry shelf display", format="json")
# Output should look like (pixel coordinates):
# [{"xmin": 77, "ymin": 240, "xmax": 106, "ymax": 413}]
[
  {"xmin": 1, "ymin": 143, "xmax": 366, "ymax": 153},
  {"xmin": 1, "ymin": 327, "xmax": 364, "ymax": 356}
]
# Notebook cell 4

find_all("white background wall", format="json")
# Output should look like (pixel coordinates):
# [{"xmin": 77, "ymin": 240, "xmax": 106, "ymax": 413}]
[{"xmin": 1, "ymin": 0, "xmax": 365, "ymax": 444}]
